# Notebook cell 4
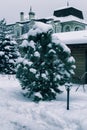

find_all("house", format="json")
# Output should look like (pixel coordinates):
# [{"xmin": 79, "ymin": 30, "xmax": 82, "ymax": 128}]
[
  {"xmin": 53, "ymin": 6, "xmax": 87, "ymax": 32},
  {"xmin": 54, "ymin": 30, "xmax": 87, "ymax": 83},
  {"xmin": 6, "ymin": 6, "xmax": 87, "ymax": 39}
]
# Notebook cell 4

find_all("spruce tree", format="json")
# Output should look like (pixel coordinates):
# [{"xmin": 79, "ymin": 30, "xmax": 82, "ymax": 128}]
[
  {"xmin": 0, "ymin": 19, "xmax": 6, "ymax": 40},
  {"xmin": 0, "ymin": 19, "xmax": 19, "ymax": 74},
  {"xmin": 16, "ymin": 22, "xmax": 75, "ymax": 101},
  {"xmin": 0, "ymin": 38, "xmax": 19, "ymax": 74}
]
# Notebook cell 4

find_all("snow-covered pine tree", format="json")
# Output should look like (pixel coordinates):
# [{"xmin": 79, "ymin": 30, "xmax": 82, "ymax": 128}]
[
  {"xmin": 0, "ymin": 19, "xmax": 19, "ymax": 74},
  {"xmin": 16, "ymin": 22, "xmax": 75, "ymax": 101},
  {"xmin": 0, "ymin": 19, "xmax": 6, "ymax": 40},
  {"xmin": 0, "ymin": 38, "xmax": 19, "ymax": 74}
]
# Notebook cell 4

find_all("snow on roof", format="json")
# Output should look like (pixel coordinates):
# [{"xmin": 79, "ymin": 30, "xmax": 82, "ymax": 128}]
[
  {"xmin": 49, "ymin": 15, "xmax": 87, "ymax": 24},
  {"xmin": 53, "ymin": 30, "xmax": 87, "ymax": 45},
  {"xmin": 54, "ymin": 6, "xmax": 76, "ymax": 11}
]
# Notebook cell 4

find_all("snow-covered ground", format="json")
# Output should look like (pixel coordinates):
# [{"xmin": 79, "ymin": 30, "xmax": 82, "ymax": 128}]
[{"xmin": 0, "ymin": 75, "xmax": 87, "ymax": 130}]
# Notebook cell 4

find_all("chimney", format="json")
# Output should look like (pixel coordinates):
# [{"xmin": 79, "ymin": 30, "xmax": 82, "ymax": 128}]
[
  {"xmin": 20, "ymin": 12, "xmax": 24, "ymax": 21},
  {"xmin": 29, "ymin": 6, "xmax": 35, "ymax": 20}
]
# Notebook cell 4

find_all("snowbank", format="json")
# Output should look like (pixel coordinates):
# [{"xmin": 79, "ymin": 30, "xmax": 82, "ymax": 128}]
[{"xmin": 0, "ymin": 75, "xmax": 87, "ymax": 130}]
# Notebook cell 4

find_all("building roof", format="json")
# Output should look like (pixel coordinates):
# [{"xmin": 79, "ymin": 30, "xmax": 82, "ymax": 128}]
[
  {"xmin": 53, "ymin": 30, "xmax": 87, "ymax": 45},
  {"xmin": 53, "ymin": 7, "xmax": 84, "ymax": 19},
  {"xmin": 52, "ymin": 15, "xmax": 87, "ymax": 24}
]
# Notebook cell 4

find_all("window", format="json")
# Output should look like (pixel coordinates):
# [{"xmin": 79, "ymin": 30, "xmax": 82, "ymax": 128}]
[
  {"xmin": 65, "ymin": 26, "xmax": 70, "ymax": 32},
  {"xmin": 16, "ymin": 30, "xmax": 20, "ymax": 37},
  {"xmin": 75, "ymin": 27, "xmax": 80, "ymax": 31},
  {"xmin": 21, "ymin": 24, "xmax": 29, "ymax": 35}
]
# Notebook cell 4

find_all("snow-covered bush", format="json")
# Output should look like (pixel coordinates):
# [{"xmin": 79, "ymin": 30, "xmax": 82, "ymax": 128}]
[{"xmin": 16, "ymin": 22, "xmax": 75, "ymax": 101}]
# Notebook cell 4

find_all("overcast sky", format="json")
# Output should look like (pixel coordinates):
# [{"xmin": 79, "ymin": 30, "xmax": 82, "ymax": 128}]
[{"xmin": 0, "ymin": 0, "xmax": 87, "ymax": 24}]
